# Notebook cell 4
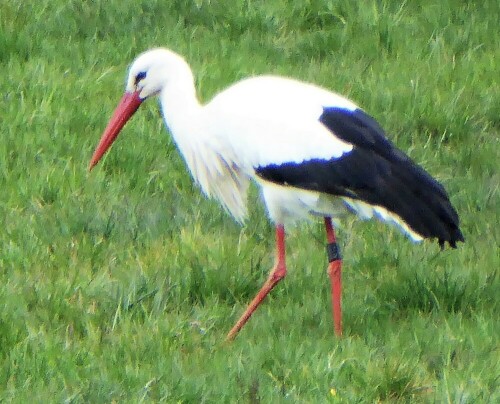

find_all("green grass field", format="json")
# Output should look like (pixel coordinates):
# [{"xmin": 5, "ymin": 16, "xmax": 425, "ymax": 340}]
[{"xmin": 1, "ymin": 0, "xmax": 499, "ymax": 401}]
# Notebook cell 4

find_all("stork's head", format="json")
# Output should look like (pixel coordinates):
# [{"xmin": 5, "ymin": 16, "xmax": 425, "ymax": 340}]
[
  {"xmin": 89, "ymin": 48, "xmax": 192, "ymax": 170},
  {"xmin": 126, "ymin": 48, "xmax": 193, "ymax": 100}
]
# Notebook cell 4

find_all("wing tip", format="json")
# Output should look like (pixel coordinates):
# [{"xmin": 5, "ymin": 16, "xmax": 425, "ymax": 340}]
[{"xmin": 438, "ymin": 228, "xmax": 465, "ymax": 250}]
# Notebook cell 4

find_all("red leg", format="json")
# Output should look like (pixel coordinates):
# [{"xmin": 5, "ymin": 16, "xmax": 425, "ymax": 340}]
[
  {"xmin": 226, "ymin": 225, "xmax": 287, "ymax": 340},
  {"xmin": 324, "ymin": 217, "xmax": 343, "ymax": 336}
]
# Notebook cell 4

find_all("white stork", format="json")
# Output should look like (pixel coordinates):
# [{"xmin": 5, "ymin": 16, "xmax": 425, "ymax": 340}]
[{"xmin": 89, "ymin": 48, "xmax": 464, "ymax": 339}]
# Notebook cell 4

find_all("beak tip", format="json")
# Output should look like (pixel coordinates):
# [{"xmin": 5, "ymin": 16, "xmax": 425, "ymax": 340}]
[{"xmin": 88, "ymin": 158, "xmax": 97, "ymax": 171}]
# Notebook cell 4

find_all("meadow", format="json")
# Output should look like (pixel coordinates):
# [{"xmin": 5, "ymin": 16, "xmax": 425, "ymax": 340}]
[{"xmin": 1, "ymin": 0, "xmax": 499, "ymax": 401}]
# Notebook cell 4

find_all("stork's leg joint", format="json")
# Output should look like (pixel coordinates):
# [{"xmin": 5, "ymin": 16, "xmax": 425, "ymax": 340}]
[
  {"xmin": 326, "ymin": 242, "xmax": 342, "ymax": 262},
  {"xmin": 268, "ymin": 262, "xmax": 287, "ymax": 282},
  {"xmin": 226, "ymin": 225, "xmax": 287, "ymax": 341}
]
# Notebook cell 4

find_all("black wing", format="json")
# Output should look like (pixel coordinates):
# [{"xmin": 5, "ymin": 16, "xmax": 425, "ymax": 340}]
[{"xmin": 255, "ymin": 107, "xmax": 464, "ymax": 248}]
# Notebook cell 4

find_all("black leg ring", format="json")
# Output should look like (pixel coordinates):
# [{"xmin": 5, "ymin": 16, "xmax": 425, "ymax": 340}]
[{"xmin": 326, "ymin": 242, "xmax": 342, "ymax": 262}]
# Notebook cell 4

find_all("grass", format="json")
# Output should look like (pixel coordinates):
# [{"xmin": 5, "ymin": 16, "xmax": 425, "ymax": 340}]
[{"xmin": 1, "ymin": 0, "xmax": 499, "ymax": 401}]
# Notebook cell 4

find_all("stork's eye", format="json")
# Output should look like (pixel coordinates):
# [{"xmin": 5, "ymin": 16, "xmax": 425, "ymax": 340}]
[{"xmin": 134, "ymin": 71, "xmax": 146, "ymax": 85}]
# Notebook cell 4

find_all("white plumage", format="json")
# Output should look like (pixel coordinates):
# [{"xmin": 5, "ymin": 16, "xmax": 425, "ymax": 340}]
[
  {"xmin": 89, "ymin": 48, "xmax": 463, "ymax": 339},
  {"xmin": 156, "ymin": 61, "xmax": 356, "ymax": 227}
]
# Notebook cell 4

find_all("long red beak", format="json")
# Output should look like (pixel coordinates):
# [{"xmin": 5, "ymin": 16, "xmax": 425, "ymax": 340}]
[{"xmin": 89, "ymin": 91, "xmax": 143, "ymax": 170}]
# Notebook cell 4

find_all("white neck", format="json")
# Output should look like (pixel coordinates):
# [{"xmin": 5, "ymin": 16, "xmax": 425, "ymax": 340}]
[
  {"xmin": 159, "ymin": 69, "xmax": 203, "ymax": 140},
  {"xmin": 158, "ymin": 69, "xmax": 209, "ymax": 192}
]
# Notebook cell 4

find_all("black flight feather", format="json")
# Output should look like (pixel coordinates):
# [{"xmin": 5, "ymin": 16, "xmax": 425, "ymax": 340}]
[{"xmin": 255, "ymin": 107, "xmax": 464, "ymax": 248}]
